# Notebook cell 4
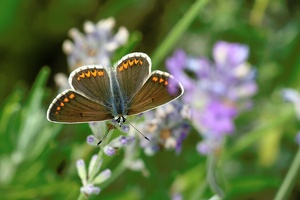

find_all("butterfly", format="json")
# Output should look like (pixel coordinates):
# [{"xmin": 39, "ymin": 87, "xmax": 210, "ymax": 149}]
[{"xmin": 47, "ymin": 52, "xmax": 184, "ymax": 126}]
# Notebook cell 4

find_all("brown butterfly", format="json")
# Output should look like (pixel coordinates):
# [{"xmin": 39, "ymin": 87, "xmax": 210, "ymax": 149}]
[{"xmin": 47, "ymin": 52, "xmax": 184, "ymax": 126}]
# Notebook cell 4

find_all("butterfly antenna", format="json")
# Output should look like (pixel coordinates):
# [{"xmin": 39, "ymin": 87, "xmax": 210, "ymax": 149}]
[
  {"xmin": 97, "ymin": 124, "xmax": 116, "ymax": 146},
  {"xmin": 97, "ymin": 131, "xmax": 108, "ymax": 146},
  {"xmin": 128, "ymin": 121, "xmax": 150, "ymax": 141}
]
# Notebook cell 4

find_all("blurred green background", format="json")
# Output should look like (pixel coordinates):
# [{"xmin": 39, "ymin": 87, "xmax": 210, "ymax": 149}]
[{"xmin": 1, "ymin": 0, "xmax": 300, "ymax": 199}]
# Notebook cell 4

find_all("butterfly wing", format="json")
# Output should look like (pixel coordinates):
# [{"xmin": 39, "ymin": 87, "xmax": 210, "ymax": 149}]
[
  {"xmin": 115, "ymin": 52, "xmax": 151, "ymax": 102},
  {"xmin": 127, "ymin": 70, "xmax": 184, "ymax": 115},
  {"xmin": 69, "ymin": 65, "xmax": 113, "ymax": 108},
  {"xmin": 47, "ymin": 90, "xmax": 113, "ymax": 123}
]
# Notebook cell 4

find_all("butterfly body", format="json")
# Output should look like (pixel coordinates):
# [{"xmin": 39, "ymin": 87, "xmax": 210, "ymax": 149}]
[{"xmin": 47, "ymin": 53, "xmax": 184, "ymax": 125}]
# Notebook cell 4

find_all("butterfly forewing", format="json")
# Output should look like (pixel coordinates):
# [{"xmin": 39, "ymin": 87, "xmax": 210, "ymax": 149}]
[
  {"xmin": 47, "ymin": 90, "xmax": 113, "ymax": 123},
  {"xmin": 116, "ymin": 53, "xmax": 151, "ymax": 102},
  {"xmin": 70, "ymin": 65, "xmax": 113, "ymax": 107},
  {"xmin": 127, "ymin": 70, "xmax": 184, "ymax": 115}
]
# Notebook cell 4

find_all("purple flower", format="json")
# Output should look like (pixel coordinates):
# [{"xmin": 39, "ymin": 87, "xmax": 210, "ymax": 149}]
[
  {"xmin": 171, "ymin": 193, "xmax": 183, "ymax": 200},
  {"xmin": 55, "ymin": 17, "xmax": 129, "ymax": 92},
  {"xmin": 166, "ymin": 50, "xmax": 196, "ymax": 91},
  {"xmin": 137, "ymin": 100, "xmax": 191, "ymax": 155},
  {"xmin": 103, "ymin": 146, "xmax": 117, "ymax": 156},
  {"xmin": 63, "ymin": 17, "xmax": 129, "ymax": 71},
  {"xmin": 200, "ymin": 100, "xmax": 237, "ymax": 138},
  {"xmin": 166, "ymin": 41, "xmax": 257, "ymax": 154},
  {"xmin": 80, "ymin": 184, "xmax": 101, "ymax": 196},
  {"xmin": 213, "ymin": 41, "xmax": 249, "ymax": 67},
  {"xmin": 86, "ymin": 135, "xmax": 99, "ymax": 146}
]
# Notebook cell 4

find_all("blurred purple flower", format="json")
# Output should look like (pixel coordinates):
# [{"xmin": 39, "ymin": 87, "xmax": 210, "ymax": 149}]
[
  {"xmin": 213, "ymin": 41, "xmax": 249, "ymax": 67},
  {"xmin": 55, "ymin": 17, "xmax": 129, "ymax": 90},
  {"xmin": 63, "ymin": 17, "xmax": 129, "ymax": 71},
  {"xmin": 166, "ymin": 50, "xmax": 196, "ymax": 91},
  {"xmin": 171, "ymin": 193, "xmax": 183, "ymax": 200},
  {"xmin": 200, "ymin": 100, "xmax": 237, "ymax": 138},
  {"xmin": 137, "ymin": 100, "xmax": 191, "ymax": 156},
  {"xmin": 103, "ymin": 135, "xmax": 136, "ymax": 156},
  {"xmin": 166, "ymin": 41, "xmax": 257, "ymax": 154}
]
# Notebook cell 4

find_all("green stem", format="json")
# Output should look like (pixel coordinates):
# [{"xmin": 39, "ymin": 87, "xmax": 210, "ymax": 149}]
[
  {"xmin": 249, "ymin": 0, "xmax": 269, "ymax": 26},
  {"xmin": 274, "ymin": 147, "xmax": 300, "ymax": 200},
  {"xmin": 223, "ymin": 106, "xmax": 293, "ymax": 160},
  {"xmin": 77, "ymin": 188, "xmax": 86, "ymax": 200},
  {"xmin": 100, "ymin": 159, "xmax": 127, "ymax": 189},
  {"xmin": 151, "ymin": 0, "xmax": 209, "ymax": 68},
  {"xmin": 207, "ymin": 153, "xmax": 224, "ymax": 199},
  {"xmin": 90, "ymin": 149, "xmax": 104, "ymax": 179}
]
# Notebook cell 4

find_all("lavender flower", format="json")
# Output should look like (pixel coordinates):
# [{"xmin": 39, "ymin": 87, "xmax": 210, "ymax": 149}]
[
  {"xmin": 88, "ymin": 121, "xmax": 135, "ymax": 156},
  {"xmin": 103, "ymin": 136, "xmax": 136, "ymax": 156},
  {"xmin": 63, "ymin": 17, "xmax": 129, "ymax": 71},
  {"xmin": 103, "ymin": 146, "xmax": 117, "ymax": 156},
  {"xmin": 80, "ymin": 184, "xmax": 101, "ymax": 196},
  {"xmin": 166, "ymin": 41, "xmax": 257, "ymax": 154},
  {"xmin": 171, "ymin": 193, "xmax": 183, "ymax": 200},
  {"xmin": 76, "ymin": 155, "xmax": 111, "ymax": 197},
  {"xmin": 86, "ymin": 135, "xmax": 99, "ymax": 146},
  {"xmin": 55, "ymin": 17, "xmax": 129, "ymax": 90},
  {"xmin": 137, "ymin": 100, "xmax": 191, "ymax": 156}
]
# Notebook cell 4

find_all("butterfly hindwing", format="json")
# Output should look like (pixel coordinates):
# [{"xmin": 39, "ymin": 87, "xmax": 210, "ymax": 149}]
[
  {"xmin": 127, "ymin": 70, "xmax": 184, "ymax": 115},
  {"xmin": 116, "ymin": 52, "xmax": 151, "ymax": 102},
  {"xmin": 69, "ymin": 65, "xmax": 113, "ymax": 108},
  {"xmin": 47, "ymin": 90, "xmax": 113, "ymax": 123}
]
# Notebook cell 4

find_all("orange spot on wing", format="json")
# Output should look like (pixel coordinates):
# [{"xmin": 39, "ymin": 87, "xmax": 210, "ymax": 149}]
[
  {"xmin": 123, "ymin": 61, "xmax": 129, "ymax": 69},
  {"xmin": 134, "ymin": 59, "xmax": 139, "ymax": 65},
  {"xmin": 85, "ymin": 70, "xmax": 91, "ymax": 77},
  {"xmin": 60, "ymin": 102, "xmax": 65, "ymax": 107},
  {"xmin": 63, "ymin": 98, "xmax": 69, "ymax": 102},
  {"xmin": 91, "ymin": 70, "xmax": 97, "ymax": 77},
  {"xmin": 98, "ymin": 71, "xmax": 104, "ymax": 76},
  {"xmin": 164, "ymin": 80, "xmax": 168, "ymax": 86},
  {"xmin": 69, "ymin": 93, "xmax": 75, "ymax": 99},
  {"xmin": 79, "ymin": 73, "xmax": 85, "ymax": 78},
  {"xmin": 159, "ymin": 78, "xmax": 164, "ymax": 83},
  {"xmin": 139, "ymin": 60, "xmax": 143, "ymax": 65},
  {"xmin": 77, "ymin": 72, "xmax": 85, "ymax": 80},
  {"xmin": 128, "ymin": 59, "xmax": 134, "ymax": 66},
  {"xmin": 55, "ymin": 111, "xmax": 59, "ymax": 115},
  {"xmin": 152, "ymin": 76, "xmax": 158, "ymax": 82},
  {"xmin": 118, "ymin": 65, "xmax": 124, "ymax": 72},
  {"xmin": 56, "ymin": 107, "xmax": 61, "ymax": 111}
]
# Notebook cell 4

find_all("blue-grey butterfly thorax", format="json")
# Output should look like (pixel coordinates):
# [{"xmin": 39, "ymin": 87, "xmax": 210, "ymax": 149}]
[{"xmin": 108, "ymin": 69, "xmax": 126, "ymax": 117}]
